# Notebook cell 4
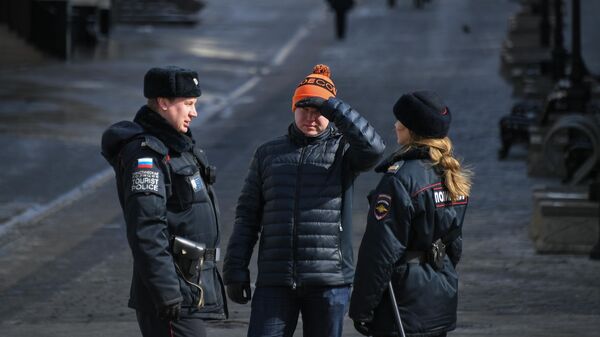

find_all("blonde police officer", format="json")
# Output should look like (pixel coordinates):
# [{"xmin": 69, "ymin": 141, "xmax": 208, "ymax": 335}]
[{"xmin": 350, "ymin": 91, "xmax": 472, "ymax": 337}]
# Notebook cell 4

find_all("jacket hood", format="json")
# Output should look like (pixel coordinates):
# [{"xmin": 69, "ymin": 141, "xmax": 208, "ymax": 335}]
[{"xmin": 101, "ymin": 120, "xmax": 145, "ymax": 166}]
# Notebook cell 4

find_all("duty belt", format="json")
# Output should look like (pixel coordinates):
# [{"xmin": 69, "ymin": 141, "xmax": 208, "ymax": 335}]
[
  {"xmin": 404, "ymin": 227, "xmax": 462, "ymax": 267},
  {"xmin": 204, "ymin": 248, "xmax": 220, "ymax": 262}
]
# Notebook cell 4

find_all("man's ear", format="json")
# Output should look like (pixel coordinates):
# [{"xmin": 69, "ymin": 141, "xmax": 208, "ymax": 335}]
[{"xmin": 157, "ymin": 97, "xmax": 169, "ymax": 111}]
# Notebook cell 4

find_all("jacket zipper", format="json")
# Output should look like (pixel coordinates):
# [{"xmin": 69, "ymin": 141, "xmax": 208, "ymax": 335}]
[
  {"xmin": 292, "ymin": 146, "xmax": 307, "ymax": 290},
  {"xmin": 337, "ymin": 222, "xmax": 344, "ymax": 267}
]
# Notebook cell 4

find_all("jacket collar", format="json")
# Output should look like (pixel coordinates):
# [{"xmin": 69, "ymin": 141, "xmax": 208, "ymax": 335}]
[
  {"xmin": 133, "ymin": 105, "xmax": 195, "ymax": 153},
  {"xmin": 287, "ymin": 122, "xmax": 333, "ymax": 147},
  {"xmin": 375, "ymin": 146, "xmax": 430, "ymax": 173}
]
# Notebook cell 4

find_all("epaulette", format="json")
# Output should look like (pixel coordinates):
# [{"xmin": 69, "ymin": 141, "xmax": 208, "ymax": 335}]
[
  {"xmin": 192, "ymin": 146, "xmax": 217, "ymax": 185},
  {"xmin": 192, "ymin": 146, "xmax": 208, "ymax": 167},
  {"xmin": 385, "ymin": 160, "xmax": 405, "ymax": 174},
  {"xmin": 118, "ymin": 134, "xmax": 168, "ymax": 169},
  {"xmin": 141, "ymin": 135, "xmax": 168, "ymax": 156}
]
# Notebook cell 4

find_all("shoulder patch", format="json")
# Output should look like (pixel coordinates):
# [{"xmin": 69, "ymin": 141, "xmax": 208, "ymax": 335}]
[
  {"xmin": 374, "ymin": 194, "xmax": 392, "ymax": 220},
  {"xmin": 131, "ymin": 158, "xmax": 161, "ymax": 193}
]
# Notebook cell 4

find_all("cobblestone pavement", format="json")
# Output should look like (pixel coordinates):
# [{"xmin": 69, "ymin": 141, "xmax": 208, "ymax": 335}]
[{"xmin": 1, "ymin": 0, "xmax": 599, "ymax": 336}]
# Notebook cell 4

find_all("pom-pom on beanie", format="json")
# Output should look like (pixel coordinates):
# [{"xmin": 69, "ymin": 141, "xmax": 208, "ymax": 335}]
[{"xmin": 291, "ymin": 64, "xmax": 337, "ymax": 111}]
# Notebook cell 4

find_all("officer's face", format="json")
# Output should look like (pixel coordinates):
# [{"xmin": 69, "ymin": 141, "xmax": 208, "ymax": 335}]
[
  {"xmin": 158, "ymin": 97, "xmax": 198, "ymax": 133},
  {"xmin": 294, "ymin": 106, "xmax": 330, "ymax": 136},
  {"xmin": 395, "ymin": 120, "xmax": 411, "ymax": 145}
]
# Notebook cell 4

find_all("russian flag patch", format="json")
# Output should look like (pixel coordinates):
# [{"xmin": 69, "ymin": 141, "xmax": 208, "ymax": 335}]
[{"xmin": 137, "ymin": 158, "xmax": 153, "ymax": 169}]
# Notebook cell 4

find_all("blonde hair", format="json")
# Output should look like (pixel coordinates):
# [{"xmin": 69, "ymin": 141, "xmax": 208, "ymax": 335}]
[{"xmin": 407, "ymin": 133, "xmax": 472, "ymax": 201}]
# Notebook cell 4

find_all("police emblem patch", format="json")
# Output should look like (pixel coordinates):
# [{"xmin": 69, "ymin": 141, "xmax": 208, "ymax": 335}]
[{"xmin": 374, "ymin": 194, "xmax": 392, "ymax": 220}]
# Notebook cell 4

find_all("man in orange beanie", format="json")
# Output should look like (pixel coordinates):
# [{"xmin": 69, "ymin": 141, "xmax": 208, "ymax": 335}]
[{"xmin": 224, "ymin": 64, "xmax": 385, "ymax": 337}]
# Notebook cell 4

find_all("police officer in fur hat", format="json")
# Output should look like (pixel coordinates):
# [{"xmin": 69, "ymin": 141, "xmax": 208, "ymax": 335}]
[
  {"xmin": 101, "ymin": 66, "xmax": 227, "ymax": 337},
  {"xmin": 350, "ymin": 91, "xmax": 472, "ymax": 337}
]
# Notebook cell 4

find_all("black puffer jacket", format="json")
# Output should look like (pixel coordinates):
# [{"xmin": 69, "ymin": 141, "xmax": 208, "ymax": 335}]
[
  {"xmin": 223, "ymin": 97, "xmax": 385, "ymax": 288},
  {"xmin": 101, "ymin": 106, "xmax": 227, "ymax": 319},
  {"xmin": 349, "ymin": 148, "xmax": 468, "ymax": 337}
]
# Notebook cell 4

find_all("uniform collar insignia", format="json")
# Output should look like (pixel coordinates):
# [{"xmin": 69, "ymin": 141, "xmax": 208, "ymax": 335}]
[{"xmin": 387, "ymin": 164, "xmax": 401, "ymax": 173}]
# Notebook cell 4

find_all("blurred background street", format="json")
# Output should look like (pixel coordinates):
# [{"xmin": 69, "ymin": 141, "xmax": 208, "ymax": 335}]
[{"xmin": 1, "ymin": 0, "xmax": 599, "ymax": 336}]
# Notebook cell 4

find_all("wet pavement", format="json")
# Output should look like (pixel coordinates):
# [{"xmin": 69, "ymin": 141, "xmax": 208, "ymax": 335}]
[{"xmin": 1, "ymin": 0, "xmax": 600, "ymax": 336}]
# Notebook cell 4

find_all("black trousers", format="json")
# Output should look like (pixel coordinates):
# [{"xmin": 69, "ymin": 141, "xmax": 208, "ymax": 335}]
[{"xmin": 136, "ymin": 311, "xmax": 207, "ymax": 337}]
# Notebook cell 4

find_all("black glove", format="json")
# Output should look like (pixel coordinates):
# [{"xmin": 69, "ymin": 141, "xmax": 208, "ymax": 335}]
[
  {"xmin": 295, "ymin": 97, "xmax": 327, "ymax": 110},
  {"xmin": 158, "ymin": 302, "xmax": 181, "ymax": 321},
  {"xmin": 353, "ymin": 320, "xmax": 372, "ymax": 336},
  {"xmin": 226, "ymin": 283, "xmax": 252, "ymax": 304}
]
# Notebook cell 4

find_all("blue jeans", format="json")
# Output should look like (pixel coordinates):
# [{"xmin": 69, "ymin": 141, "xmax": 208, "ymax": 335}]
[{"xmin": 247, "ymin": 286, "xmax": 351, "ymax": 337}]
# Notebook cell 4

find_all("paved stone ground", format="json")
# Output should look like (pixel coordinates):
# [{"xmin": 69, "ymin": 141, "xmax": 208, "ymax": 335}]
[{"xmin": 1, "ymin": 0, "xmax": 599, "ymax": 336}]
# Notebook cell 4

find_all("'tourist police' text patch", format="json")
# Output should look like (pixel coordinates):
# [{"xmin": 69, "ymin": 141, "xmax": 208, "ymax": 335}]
[
  {"xmin": 374, "ymin": 194, "xmax": 392, "ymax": 220},
  {"xmin": 131, "ymin": 170, "xmax": 160, "ymax": 193}
]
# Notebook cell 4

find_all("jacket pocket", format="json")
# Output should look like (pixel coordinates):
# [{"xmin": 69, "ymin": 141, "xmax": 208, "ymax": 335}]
[{"xmin": 168, "ymin": 156, "xmax": 201, "ymax": 211}]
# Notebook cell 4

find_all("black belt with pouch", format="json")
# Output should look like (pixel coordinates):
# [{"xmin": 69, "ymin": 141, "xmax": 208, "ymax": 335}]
[
  {"xmin": 171, "ymin": 236, "xmax": 220, "ymax": 308},
  {"xmin": 405, "ymin": 227, "xmax": 461, "ymax": 270}
]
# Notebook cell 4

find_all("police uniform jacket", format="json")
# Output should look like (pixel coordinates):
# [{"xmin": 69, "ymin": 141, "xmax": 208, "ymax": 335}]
[
  {"xmin": 223, "ymin": 97, "xmax": 385, "ymax": 288},
  {"xmin": 349, "ymin": 147, "xmax": 468, "ymax": 337},
  {"xmin": 101, "ymin": 106, "xmax": 227, "ymax": 319}
]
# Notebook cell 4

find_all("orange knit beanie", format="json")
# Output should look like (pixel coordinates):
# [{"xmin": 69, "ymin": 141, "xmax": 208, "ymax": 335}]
[{"xmin": 291, "ymin": 64, "xmax": 337, "ymax": 111}]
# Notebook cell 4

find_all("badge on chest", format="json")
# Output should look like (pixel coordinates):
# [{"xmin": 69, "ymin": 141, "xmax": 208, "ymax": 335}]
[{"xmin": 189, "ymin": 173, "xmax": 205, "ymax": 192}]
